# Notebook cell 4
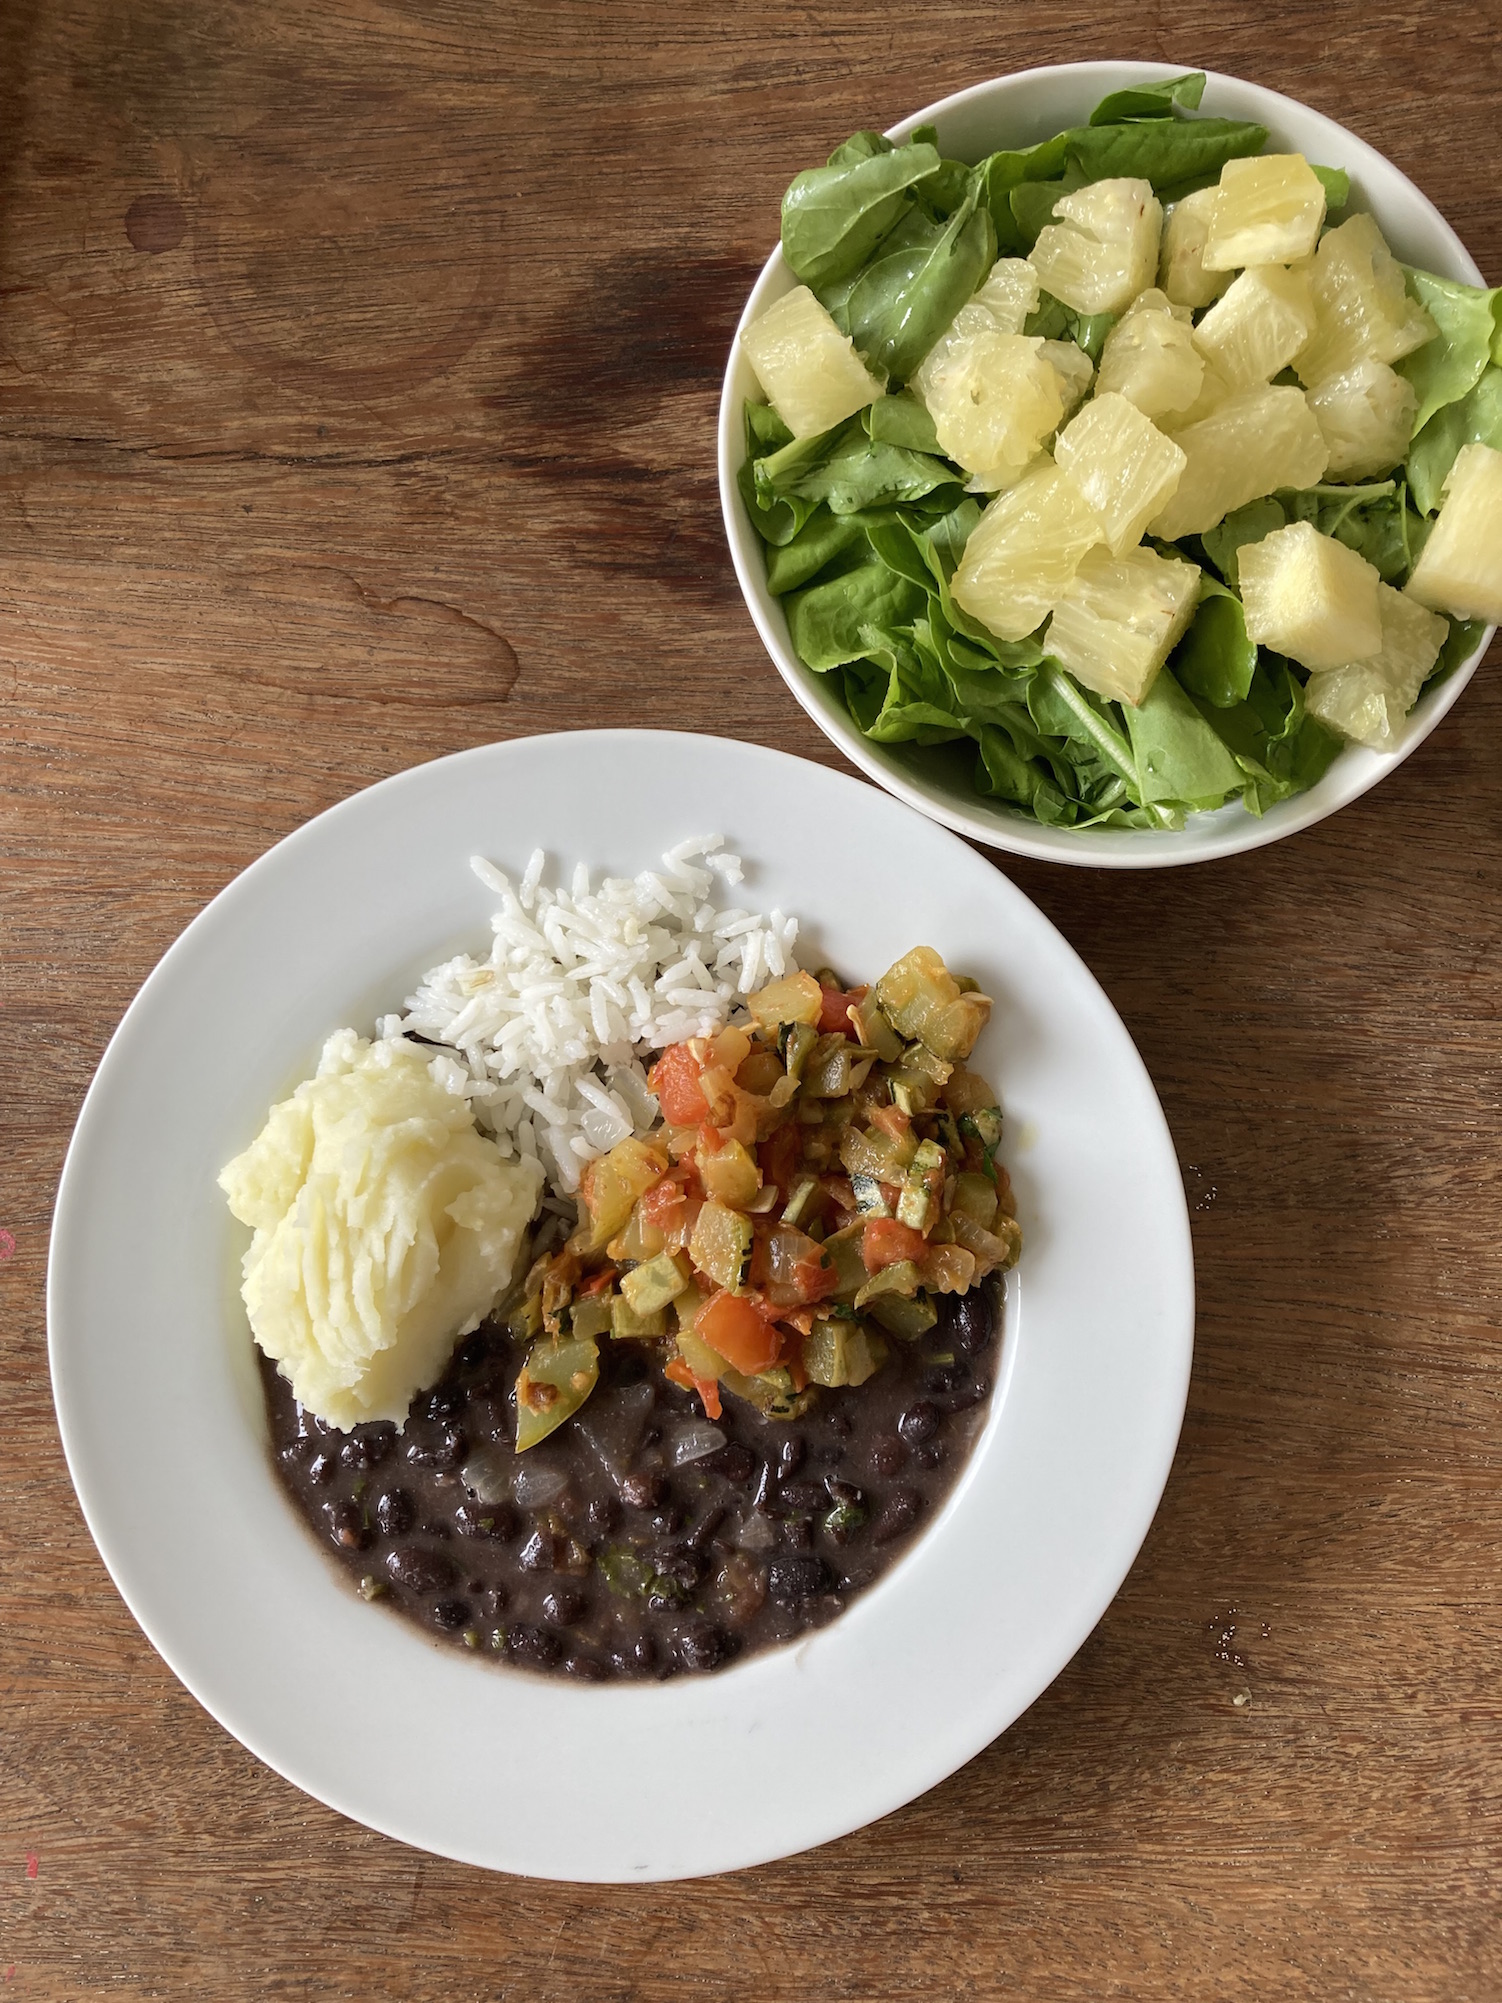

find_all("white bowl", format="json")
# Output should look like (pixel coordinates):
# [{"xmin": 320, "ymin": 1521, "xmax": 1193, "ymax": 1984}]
[
  {"xmin": 718, "ymin": 62, "xmax": 1495, "ymax": 869},
  {"xmin": 48, "ymin": 731, "xmax": 1193, "ymax": 1880}
]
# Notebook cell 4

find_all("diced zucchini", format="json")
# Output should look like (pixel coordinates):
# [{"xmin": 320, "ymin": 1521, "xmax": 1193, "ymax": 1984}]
[
  {"xmin": 720, "ymin": 1364, "xmax": 815, "ymax": 1419},
  {"xmin": 574, "ymin": 1136, "xmax": 670, "ymax": 1254},
  {"xmin": 700, "ymin": 1138, "xmax": 761, "ymax": 1207},
  {"xmin": 820, "ymin": 1222, "xmax": 870, "ymax": 1300},
  {"xmin": 950, "ymin": 1210, "xmax": 1023, "ymax": 1275},
  {"xmin": 896, "ymin": 1139, "xmax": 946, "ymax": 1232},
  {"xmin": 850, "ymin": 1173, "xmax": 891, "ymax": 1218},
  {"xmin": 674, "ymin": 1278, "xmax": 707, "ymax": 1331},
  {"xmin": 950, "ymin": 1171, "xmax": 1000, "ymax": 1232},
  {"xmin": 610, "ymin": 1294, "xmax": 667, "ymax": 1340},
  {"xmin": 802, "ymin": 1316, "xmax": 888, "ymax": 1387},
  {"xmin": 854, "ymin": 1260, "xmax": 923, "ymax": 1307},
  {"xmin": 781, "ymin": 1175, "xmax": 820, "ymax": 1228},
  {"xmin": 875, "ymin": 948, "xmax": 992, "ymax": 1063},
  {"xmin": 607, "ymin": 1203, "xmax": 667, "ymax": 1264},
  {"xmin": 515, "ymin": 1333, "xmax": 600, "ymax": 1450},
  {"xmin": 688, "ymin": 1200, "xmax": 754, "ymax": 1292},
  {"xmin": 802, "ymin": 1033, "xmax": 855, "ymax": 1098},
  {"xmin": 839, "ymin": 1124, "xmax": 918, "ymax": 1183},
  {"xmin": 848, "ymin": 995, "xmax": 905, "ymax": 1062},
  {"xmin": 676, "ymin": 1326, "xmax": 731, "ymax": 1384},
  {"xmin": 620, "ymin": 1251, "xmax": 691, "ymax": 1316},
  {"xmin": 961, "ymin": 1107, "xmax": 1004, "ymax": 1154},
  {"xmin": 902, "ymin": 1041, "xmax": 954, "ymax": 1087},
  {"xmin": 865, "ymin": 1291, "xmax": 939, "ymax": 1340},
  {"xmin": 748, "ymin": 971, "xmax": 823, "ymax": 1031},
  {"xmin": 568, "ymin": 1293, "xmax": 616, "ymax": 1341}
]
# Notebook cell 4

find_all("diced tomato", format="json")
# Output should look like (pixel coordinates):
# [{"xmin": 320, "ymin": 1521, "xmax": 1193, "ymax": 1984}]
[
  {"xmin": 786, "ymin": 1349, "xmax": 809, "ymax": 1393},
  {"xmin": 695, "ymin": 1290, "xmax": 781, "ymax": 1375},
  {"xmin": 818, "ymin": 983, "xmax": 867, "ymax": 1037},
  {"xmin": 649, "ymin": 1042, "xmax": 712, "ymax": 1126},
  {"xmin": 665, "ymin": 1353, "xmax": 722, "ymax": 1421},
  {"xmin": 577, "ymin": 1266, "xmax": 618, "ymax": 1297},
  {"xmin": 861, "ymin": 1217, "xmax": 929, "ymax": 1273},
  {"xmin": 758, "ymin": 1121, "xmax": 802, "ymax": 1199},
  {"xmin": 639, "ymin": 1173, "xmax": 688, "ymax": 1227},
  {"xmin": 869, "ymin": 1102, "xmax": 912, "ymax": 1143}
]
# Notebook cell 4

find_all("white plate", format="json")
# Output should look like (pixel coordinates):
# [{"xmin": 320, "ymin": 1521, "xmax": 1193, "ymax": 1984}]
[
  {"xmin": 718, "ymin": 62, "xmax": 1496, "ymax": 868},
  {"xmin": 49, "ymin": 730, "xmax": 1193, "ymax": 1881}
]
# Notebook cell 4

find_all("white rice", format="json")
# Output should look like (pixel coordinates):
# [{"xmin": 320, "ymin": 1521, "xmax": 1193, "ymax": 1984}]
[{"xmin": 378, "ymin": 836, "xmax": 798, "ymax": 1196}]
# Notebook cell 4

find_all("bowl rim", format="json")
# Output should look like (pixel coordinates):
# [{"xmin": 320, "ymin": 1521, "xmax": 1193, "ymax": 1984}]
[{"xmin": 717, "ymin": 60, "xmax": 1496, "ymax": 870}]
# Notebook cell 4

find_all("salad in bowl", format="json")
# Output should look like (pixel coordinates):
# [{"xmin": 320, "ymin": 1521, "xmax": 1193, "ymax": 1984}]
[{"xmin": 719, "ymin": 64, "xmax": 1500, "ymax": 866}]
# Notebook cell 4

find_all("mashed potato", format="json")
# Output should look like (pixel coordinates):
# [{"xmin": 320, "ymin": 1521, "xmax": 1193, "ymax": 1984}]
[{"xmin": 220, "ymin": 1030, "xmax": 543, "ymax": 1430}]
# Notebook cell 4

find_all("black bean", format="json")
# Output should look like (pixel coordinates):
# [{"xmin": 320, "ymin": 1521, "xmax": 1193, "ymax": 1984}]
[
  {"xmin": 950, "ymin": 1284, "xmax": 997, "ymax": 1356},
  {"xmin": 563, "ymin": 1653, "xmax": 606, "ymax": 1681},
  {"xmin": 778, "ymin": 1480, "xmax": 826, "ymax": 1513},
  {"xmin": 339, "ymin": 1428, "xmax": 392, "ymax": 1472},
  {"xmin": 620, "ymin": 1471, "xmax": 669, "ymax": 1511},
  {"xmin": 478, "ymin": 1584, "xmax": 509, "ymax": 1620},
  {"xmin": 822, "ymin": 1407, "xmax": 853, "ymax": 1437},
  {"xmin": 517, "ymin": 1529, "xmax": 556, "ymax": 1572},
  {"xmin": 646, "ymin": 1505, "xmax": 685, "ymax": 1537},
  {"xmin": 305, "ymin": 1451, "xmax": 336, "ymax": 1487},
  {"xmin": 324, "ymin": 1500, "xmax": 369, "ymax": 1552},
  {"xmin": 677, "ymin": 1622, "xmax": 734, "ymax": 1673},
  {"xmin": 700, "ymin": 1443, "xmax": 755, "ymax": 1484},
  {"xmin": 938, "ymin": 1376, "xmax": 991, "ymax": 1413},
  {"xmin": 468, "ymin": 1396, "xmax": 511, "ymax": 1446},
  {"xmin": 898, "ymin": 1401, "xmax": 939, "ymax": 1446},
  {"xmin": 777, "ymin": 1437, "xmax": 806, "ymax": 1479},
  {"xmin": 655, "ymin": 1547, "xmax": 707, "ymax": 1595},
  {"xmin": 454, "ymin": 1501, "xmax": 518, "ymax": 1541},
  {"xmin": 506, "ymin": 1623, "xmax": 563, "ymax": 1670},
  {"xmin": 419, "ymin": 1386, "xmax": 466, "ymax": 1422},
  {"xmin": 455, "ymin": 1330, "xmax": 494, "ymax": 1373},
  {"xmin": 689, "ymin": 1505, "xmax": 727, "ymax": 1551},
  {"xmin": 913, "ymin": 1442, "xmax": 943, "ymax": 1471},
  {"xmin": 768, "ymin": 1555, "xmax": 834, "ymax": 1605},
  {"xmin": 825, "ymin": 1478, "xmax": 865, "ymax": 1509},
  {"xmin": 374, "ymin": 1488, "xmax": 415, "ymax": 1538},
  {"xmin": 541, "ymin": 1586, "xmax": 586, "ymax": 1627},
  {"xmin": 385, "ymin": 1545, "xmax": 458, "ymax": 1595},
  {"xmin": 781, "ymin": 1518, "xmax": 814, "ymax": 1550},
  {"xmin": 585, "ymin": 1492, "xmax": 621, "ymax": 1534},
  {"xmin": 867, "ymin": 1436, "xmax": 907, "ymax": 1478},
  {"xmin": 405, "ymin": 1425, "xmax": 466, "ymax": 1470},
  {"xmin": 871, "ymin": 1489, "xmax": 922, "ymax": 1545},
  {"xmin": 611, "ymin": 1635, "xmax": 656, "ymax": 1677},
  {"xmin": 921, "ymin": 1363, "xmax": 963, "ymax": 1396},
  {"xmin": 433, "ymin": 1598, "xmax": 471, "ymax": 1631}
]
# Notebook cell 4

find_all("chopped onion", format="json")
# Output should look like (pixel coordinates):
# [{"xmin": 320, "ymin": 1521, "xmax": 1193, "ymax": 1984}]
[
  {"xmin": 459, "ymin": 1451, "xmax": 513, "ymax": 1506},
  {"xmin": 572, "ymin": 1381, "xmax": 656, "ymax": 1477},
  {"xmin": 734, "ymin": 1509, "xmax": 776, "ymax": 1551},
  {"xmin": 669, "ymin": 1421, "xmax": 726, "ymax": 1467},
  {"xmin": 511, "ymin": 1458, "xmax": 569, "ymax": 1508}
]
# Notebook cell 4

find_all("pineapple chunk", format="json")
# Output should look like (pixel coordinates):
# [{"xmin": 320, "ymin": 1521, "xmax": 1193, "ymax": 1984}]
[
  {"xmin": 912, "ymin": 259, "xmax": 1042, "ymax": 393},
  {"xmin": 1096, "ymin": 288, "xmax": 1205, "ymax": 422},
  {"xmin": 1306, "ymin": 359, "xmax": 1418, "ymax": 479},
  {"xmin": 1039, "ymin": 339, "xmax": 1095, "ymax": 419},
  {"xmin": 951, "ymin": 457, "xmax": 1103, "ymax": 643},
  {"xmin": 917, "ymin": 330, "xmax": 1064, "ymax": 484},
  {"xmin": 1406, "ymin": 443, "xmax": 1502, "ymax": 624},
  {"xmin": 1045, "ymin": 543, "xmax": 1202, "ymax": 706},
  {"xmin": 1149, "ymin": 386, "xmax": 1329, "ymax": 540},
  {"xmin": 1028, "ymin": 177, "xmax": 1163, "ymax": 315},
  {"xmin": 1237, "ymin": 521, "xmax": 1383, "ymax": 670},
  {"xmin": 1158, "ymin": 188, "xmax": 1231, "ymax": 310},
  {"xmin": 1054, "ymin": 392, "xmax": 1187, "ymax": 556},
  {"xmin": 1192, "ymin": 264, "xmax": 1317, "ymax": 391},
  {"xmin": 1203, "ymin": 154, "xmax": 1326, "ymax": 271},
  {"xmin": 1294, "ymin": 214, "xmax": 1438, "ymax": 386},
  {"xmin": 741, "ymin": 285, "xmax": 883, "ymax": 439},
  {"xmin": 1303, "ymin": 583, "xmax": 1450, "ymax": 748}
]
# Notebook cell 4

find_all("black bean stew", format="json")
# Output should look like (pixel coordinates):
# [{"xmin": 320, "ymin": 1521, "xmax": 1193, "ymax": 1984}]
[{"xmin": 261, "ymin": 1277, "xmax": 1002, "ymax": 1681}]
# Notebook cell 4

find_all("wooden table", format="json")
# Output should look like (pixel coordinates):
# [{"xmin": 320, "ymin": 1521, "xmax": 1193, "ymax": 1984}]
[{"xmin": 4, "ymin": 2, "xmax": 1499, "ymax": 1995}]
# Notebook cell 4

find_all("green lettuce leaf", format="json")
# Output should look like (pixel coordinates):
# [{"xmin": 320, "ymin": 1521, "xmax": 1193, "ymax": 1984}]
[
  {"xmin": 1088, "ymin": 72, "xmax": 1207, "ymax": 124},
  {"xmin": 1124, "ymin": 668, "xmax": 1246, "ymax": 808},
  {"xmin": 843, "ymin": 178, "xmax": 997, "ymax": 382},
  {"xmin": 864, "ymin": 392, "xmax": 942, "ymax": 454},
  {"xmin": 1406, "ymin": 365, "xmax": 1502, "ymax": 515},
  {"xmin": 1172, "ymin": 577, "xmax": 1258, "ymax": 707},
  {"xmin": 781, "ymin": 138, "xmax": 943, "ymax": 290},
  {"xmin": 785, "ymin": 562, "xmax": 926, "ymax": 669},
  {"xmin": 1399, "ymin": 269, "xmax": 1502, "ymax": 436}
]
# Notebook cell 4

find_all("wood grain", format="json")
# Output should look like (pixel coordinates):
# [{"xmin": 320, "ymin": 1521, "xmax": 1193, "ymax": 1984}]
[{"xmin": 3, "ymin": 1, "xmax": 1500, "ymax": 1996}]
